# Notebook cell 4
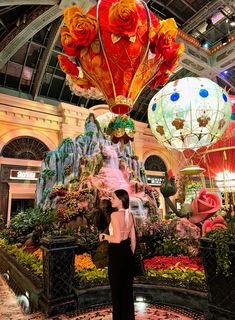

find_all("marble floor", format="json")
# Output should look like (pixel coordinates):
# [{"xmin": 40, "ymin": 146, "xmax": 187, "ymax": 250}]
[{"xmin": 0, "ymin": 275, "xmax": 204, "ymax": 320}]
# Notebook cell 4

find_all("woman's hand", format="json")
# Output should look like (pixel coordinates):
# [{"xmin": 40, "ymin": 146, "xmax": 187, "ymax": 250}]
[{"xmin": 99, "ymin": 233, "xmax": 106, "ymax": 242}]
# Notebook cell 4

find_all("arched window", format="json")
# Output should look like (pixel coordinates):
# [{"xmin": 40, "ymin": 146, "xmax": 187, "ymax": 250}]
[
  {"xmin": 1, "ymin": 137, "xmax": 49, "ymax": 160},
  {"xmin": 144, "ymin": 155, "xmax": 167, "ymax": 172}
]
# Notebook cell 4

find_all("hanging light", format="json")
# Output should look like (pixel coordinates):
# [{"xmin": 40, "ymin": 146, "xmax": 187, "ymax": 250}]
[{"xmin": 180, "ymin": 165, "xmax": 205, "ymax": 175}]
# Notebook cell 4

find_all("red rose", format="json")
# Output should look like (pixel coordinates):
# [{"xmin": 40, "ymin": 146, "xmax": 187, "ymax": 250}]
[{"xmin": 60, "ymin": 26, "xmax": 80, "ymax": 56}]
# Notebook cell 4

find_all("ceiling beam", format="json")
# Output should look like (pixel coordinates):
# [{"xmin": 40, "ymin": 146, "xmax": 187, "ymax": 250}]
[
  {"xmin": 0, "ymin": 0, "xmax": 96, "ymax": 69},
  {"xmin": 182, "ymin": 0, "xmax": 225, "ymax": 33},
  {"xmin": 32, "ymin": 17, "xmax": 64, "ymax": 100},
  {"xmin": 217, "ymin": 75, "xmax": 235, "ymax": 92},
  {"xmin": 0, "ymin": 0, "xmax": 59, "ymax": 5},
  {"xmin": 0, "ymin": 5, "xmax": 62, "ymax": 69},
  {"xmin": 152, "ymin": 1, "xmax": 185, "ymax": 23},
  {"xmin": 59, "ymin": 0, "xmax": 96, "ymax": 12}
]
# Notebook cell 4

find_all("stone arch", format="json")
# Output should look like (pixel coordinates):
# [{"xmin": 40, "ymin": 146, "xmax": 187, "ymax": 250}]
[
  {"xmin": 144, "ymin": 155, "xmax": 167, "ymax": 172},
  {"xmin": 0, "ymin": 128, "xmax": 56, "ymax": 154}
]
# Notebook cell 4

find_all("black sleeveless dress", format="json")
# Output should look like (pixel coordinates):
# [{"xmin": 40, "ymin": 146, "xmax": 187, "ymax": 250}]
[{"xmin": 108, "ymin": 236, "xmax": 135, "ymax": 320}]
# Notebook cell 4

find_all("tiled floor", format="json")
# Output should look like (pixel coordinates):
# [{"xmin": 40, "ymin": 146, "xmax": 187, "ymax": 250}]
[{"xmin": 0, "ymin": 275, "xmax": 204, "ymax": 320}]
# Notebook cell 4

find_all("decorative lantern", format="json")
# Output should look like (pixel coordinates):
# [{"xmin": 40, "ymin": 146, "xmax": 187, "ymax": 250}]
[
  {"xmin": 148, "ymin": 77, "xmax": 232, "ymax": 151},
  {"xmin": 58, "ymin": 0, "xmax": 184, "ymax": 114},
  {"xmin": 107, "ymin": 114, "xmax": 135, "ymax": 145}
]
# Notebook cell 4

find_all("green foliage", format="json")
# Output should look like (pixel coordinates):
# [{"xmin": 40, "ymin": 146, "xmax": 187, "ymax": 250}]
[
  {"xmin": 45, "ymin": 151, "xmax": 54, "ymax": 164},
  {"xmin": 59, "ymin": 138, "xmax": 73, "ymax": 149},
  {"xmin": 76, "ymin": 225, "xmax": 99, "ymax": 245},
  {"xmin": 107, "ymin": 115, "xmax": 135, "ymax": 134},
  {"xmin": 42, "ymin": 168, "xmax": 55, "ymax": 179},
  {"xmin": 42, "ymin": 188, "xmax": 51, "ymax": 202},
  {"xmin": 0, "ymin": 207, "xmax": 57, "ymax": 245},
  {"xmin": 207, "ymin": 228, "xmax": 233, "ymax": 276},
  {"xmin": 145, "ymin": 267, "xmax": 206, "ymax": 290},
  {"xmin": 138, "ymin": 217, "xmax": 170, "ymax": 257},
  {"xmin": 155, "ymin": 237, "xmax": 189, "ymax": 256},
  {"xmin": 0, "ymin": 242, "xmax": 43, "ymax": 277},
  {"xmin": 59, "ymin": 151, "xmax": 69, "ymax": 160},
  {"xmin": 206, "ymin": 210, "xmax": 235, "ymax": 276},
  {"xmin": 85, "ymin": 130, "xmax": 94, "ymax": 137},
  {"xmin": 139, "ymin": 215, "xmax": 199, "ymax": 258},
  {"xmin": 75, "ymin": 267, "xmax": 108, "ymax": 287}
]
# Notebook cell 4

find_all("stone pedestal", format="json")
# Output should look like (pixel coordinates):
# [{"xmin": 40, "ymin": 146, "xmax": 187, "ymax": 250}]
[{"xmin": 40, "ymin": 236, "xmax": 77, "ymax": 316}]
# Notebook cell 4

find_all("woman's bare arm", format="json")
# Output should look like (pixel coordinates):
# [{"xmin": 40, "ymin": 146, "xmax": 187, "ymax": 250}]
[
  {"xmin": 130, "ymin": 224, "xmax": 136, "ymax": 254},
  {"xmin": 100, "ymin": 211, "xmax": 122, "ymax": 243}
]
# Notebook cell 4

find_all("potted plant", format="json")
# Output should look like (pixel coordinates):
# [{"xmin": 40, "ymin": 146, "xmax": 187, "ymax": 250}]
[{"xmin": 200, "ymin": 210, "xmax": 235, "ymax": 320}]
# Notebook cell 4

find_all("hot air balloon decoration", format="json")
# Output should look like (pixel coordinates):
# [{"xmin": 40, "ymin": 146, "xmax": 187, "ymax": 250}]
[
  {"xmin": 148, "ymin": 77, "xmax": 232, "ymax": 151},
  {"xmin": 58, "ymin": 0, "xmax": 184, "ymax": 114}
]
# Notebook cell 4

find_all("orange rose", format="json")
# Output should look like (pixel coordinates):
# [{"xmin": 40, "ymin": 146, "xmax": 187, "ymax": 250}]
[
  {"xmin": 69, "ymin": 13, "xmax": 98, "ymax": 46},
  {"xmin": 64, "ymin": 6, "xmax": 83, "ymax": 28},
  {"xmin": 60, "ymin": 26, "xmax": 80, "ymax": 56},
  {"xmin": 109, "ymin": 0, "xmax": 139, "ymax": 37},
  {"xmin": 157, "ymin": 18, "xmax": 178, "ymax": 40},
  {"xmin": 150, "ymin": 18, "xmax": 182, "ymax": 57},
  {"xmin": 57, "ymin": 55, "xmax": 78, "ymax": 77}
]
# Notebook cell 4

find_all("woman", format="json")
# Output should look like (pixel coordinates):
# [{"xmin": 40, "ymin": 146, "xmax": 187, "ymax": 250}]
[{"xmin": 99, "ymin": 189, "xmax": 136, "ymax": 320}]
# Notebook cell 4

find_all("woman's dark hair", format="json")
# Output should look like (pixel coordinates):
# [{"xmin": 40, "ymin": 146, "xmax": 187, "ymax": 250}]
[{"xmin": 114, "ymin": 189, "xmax": 129, "ymax": 209}]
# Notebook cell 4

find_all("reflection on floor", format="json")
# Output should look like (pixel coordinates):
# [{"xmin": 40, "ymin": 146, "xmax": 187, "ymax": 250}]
[
  {"xmin": 73, "ymin": 304, "xmax": 205, "ymax": 320},
  {"xmin": 0, "ymin": 275, "xmax": 204, "ymax": 320}
]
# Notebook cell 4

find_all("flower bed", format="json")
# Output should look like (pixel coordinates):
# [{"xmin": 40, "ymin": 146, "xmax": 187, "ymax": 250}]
[
  {"xmin": 0, "ymin": 239, "xmax": 43, "ymax": 277},
  {"xmin": 143, "ymin": 255, "xmax": 206, "ymax": 291},
  {"xmin": 0, "ymin": 241, "xmax": 43, "ymax": 312},
  {"xmin": 73, "ymin": 254, "xmax": 207, "ymax": 292}
]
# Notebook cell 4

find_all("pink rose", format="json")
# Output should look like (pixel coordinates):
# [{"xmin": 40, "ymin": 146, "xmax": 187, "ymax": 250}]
[{"xmin": 190, "ymin": 188, "xmax": 221, "ymax": 224}]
